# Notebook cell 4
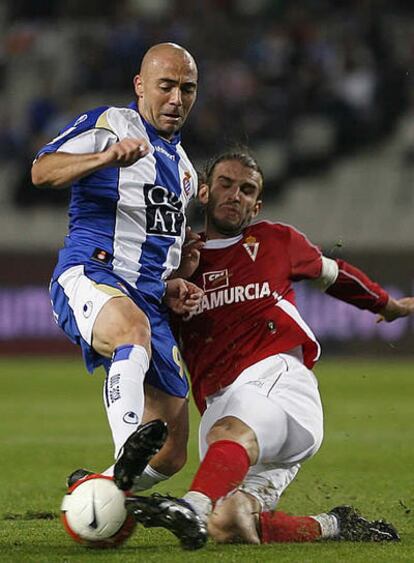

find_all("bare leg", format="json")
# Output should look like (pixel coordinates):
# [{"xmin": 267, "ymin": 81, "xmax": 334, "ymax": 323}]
[
  {"xmin": 141, "ymin": 383, "xmax": 189, "ymax": 476},
  {"xmin": 208, "ymin": 491, "xmax": 261, "ymax": 544}
]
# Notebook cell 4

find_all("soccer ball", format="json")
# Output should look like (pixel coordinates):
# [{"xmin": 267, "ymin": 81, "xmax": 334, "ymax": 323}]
[{"xmin": 61, "ymin": 474, "xmax": 136, "ymax": 548}]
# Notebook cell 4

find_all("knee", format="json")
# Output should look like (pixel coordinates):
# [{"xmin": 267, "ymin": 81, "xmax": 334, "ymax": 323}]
[
  {"xmin": 221, "ymin": 387, "xmax": 289, "ymax": 465},
  {"xmin": 208, "ymin": 492, "xmax": 260, "ymax": 544},
  {"xmin": 94, "ymin": 300, "xmax": 151, "ymax": 356},
  {"xmin": 111, "ymin": 319, "xmax": 151, "ymax": 350},
  {"xmin": 208, "ymin": 505, "xmax": 237, "ymax": 543},
  {"xmin": 207, "ymin": 417, "xmax": 258, "ymax": 465},
  {"xmin": 110, "ymin": 304, "xmax": 151, "ymax": 350}
]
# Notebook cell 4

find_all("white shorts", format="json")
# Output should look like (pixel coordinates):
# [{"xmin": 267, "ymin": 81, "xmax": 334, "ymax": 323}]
[
  {"xmin": 55, "ymin": 265, "xmax": 122, "ymax": 346},
  {"xmin": 199, "ymin": 351, "xmax": 324, "ymax": 511}
]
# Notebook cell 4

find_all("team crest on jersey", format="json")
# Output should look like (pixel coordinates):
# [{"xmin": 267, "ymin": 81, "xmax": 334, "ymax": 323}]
[
  {"xmin": 243, "ymin": 236, "xmax": 259, "ymax": 262},
  {"xmin": 182, "ymin": 171, "xmax": 192, "ymax": 196},
  {"xmin": 202, "ymin": 269, "xmax": 229, "ymax": 292}
]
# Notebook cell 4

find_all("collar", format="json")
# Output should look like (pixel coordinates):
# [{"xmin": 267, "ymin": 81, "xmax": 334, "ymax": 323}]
[
  {"xmin": 128, "ymin": 101, "xmax": 181, "ymax": 146},
  {"xmin": 203, "ymin": 234, "xmax": 243, "ymax": 249}
]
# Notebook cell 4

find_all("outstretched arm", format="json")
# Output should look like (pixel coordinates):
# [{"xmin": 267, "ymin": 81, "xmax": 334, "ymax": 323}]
[
  {"xmin": 324, "ymin": 259, "xmax": 388, "ymax": 313},
  {"xmin": 287, "ymin": 226, "xmax": 412, "ymax": 324},
  {"xmin": 377, "ymin": 296, "xmax": 414, "ymax": 323},
  {"xmin": 320, "ymin": 258, "xmax": 414, "ymax": 322},
  {"xmin": 31, "ymin": 138, "xmax": 149, "ymax": 189}
]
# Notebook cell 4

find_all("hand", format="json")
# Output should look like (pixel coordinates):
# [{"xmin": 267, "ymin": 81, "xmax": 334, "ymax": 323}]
[
  {"xmin": 164, "ymin": 278, "xmax": 203, "ymax": 315},
  {"xmin": 102, "ymin": 138, "xmax": 150, "ymax": 167},
  {"xmin": 174, "ymin": 227, "xmax": 204, "ymax": 279},
  {"xmin": 376, "ymin": 296, "xmax": 414, "ymax": 323}
]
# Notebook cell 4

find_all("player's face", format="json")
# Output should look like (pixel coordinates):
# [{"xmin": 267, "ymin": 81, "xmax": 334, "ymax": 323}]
[
  {"xmin": 134, "ymin": 55, "xmax": 197, "ymax": 140},
  {"xmin": 203, "ymin": 160, "xmax": 262, "ymax": 238}
]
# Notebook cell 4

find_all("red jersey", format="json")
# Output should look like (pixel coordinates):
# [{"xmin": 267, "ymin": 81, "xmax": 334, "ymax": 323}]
[{"xmin": 179, "ymin": 221, "xmax": 324, "ymax": 413}]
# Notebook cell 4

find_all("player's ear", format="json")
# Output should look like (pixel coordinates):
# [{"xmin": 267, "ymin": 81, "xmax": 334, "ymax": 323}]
[
  {"xmin": 198, "ymin": 184, "xmax": 209, "ymax": 205},
  {"xmin": 133, "ymin": 74, "xmax": 144, "ymax": 98},
  {"xmin": 252, "ymin": 199, "xmax": 262, "ymax": 217}
]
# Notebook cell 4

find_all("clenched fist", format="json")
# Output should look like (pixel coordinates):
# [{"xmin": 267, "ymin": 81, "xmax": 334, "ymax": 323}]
[{"xmin": 103, "ymin": 138, "xmax": 150, "ymax": 167}]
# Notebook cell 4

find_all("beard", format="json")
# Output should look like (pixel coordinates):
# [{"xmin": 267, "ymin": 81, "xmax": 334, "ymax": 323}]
[{"xmin": 207, "ymin": 202, "xmax": 252, "ymax": 237}]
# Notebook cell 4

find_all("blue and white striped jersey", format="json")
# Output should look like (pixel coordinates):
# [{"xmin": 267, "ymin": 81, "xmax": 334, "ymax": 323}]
[{"xmin": 37, "ymin": 103, "xmax": 198, "ymax": 302}]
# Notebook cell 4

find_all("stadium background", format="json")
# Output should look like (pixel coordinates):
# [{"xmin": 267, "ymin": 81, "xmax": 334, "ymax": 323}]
[
  {"xmin": 0, "ymin": 2, "xmax": 413, "ymax": 561},
  {"xmin": 0, "ymin": 0, "xmax": 412, "ymax": 357}
]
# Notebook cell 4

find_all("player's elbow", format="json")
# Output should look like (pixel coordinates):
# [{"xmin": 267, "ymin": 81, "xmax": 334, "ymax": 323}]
[
  {"xmin": 31, "ymin": 161, "xmax": 51, "ymax": 188},
  {"xmin": 31, "ymin": 169, "xmax": 44, "ymax": 188},
  {"xmin": 31, "ymin": 163, "xmax": 64, "ymax": 189}
]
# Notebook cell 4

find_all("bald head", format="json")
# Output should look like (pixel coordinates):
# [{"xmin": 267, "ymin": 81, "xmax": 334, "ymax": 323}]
[
  {"xmin": 134, "ymin": 43, "xmax": 198, "ymax": 139},
  {"xmin": 140, "ymin": 43, "xmax": 197, "ymax": 78}
]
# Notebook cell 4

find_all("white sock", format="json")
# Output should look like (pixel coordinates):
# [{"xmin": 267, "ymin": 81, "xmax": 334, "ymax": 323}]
[
  {"xmin": 311, "ymin": 513, "xmax": 340, "ymax": 539},
  {"xmin": 132, "ymin": 464, "xmax": 169, "ymax": 492},
  {"xmin": 103, "ymin": 344, "xmax": 148, "ymax": 460},
  {"xmin": 182, "ymin": 491, "xmax": 212, "ymax": 522}
]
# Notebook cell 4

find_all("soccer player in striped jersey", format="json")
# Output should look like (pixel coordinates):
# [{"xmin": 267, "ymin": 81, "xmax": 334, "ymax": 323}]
[
  {"xmin": 31, "ymin": 43, "xmax": 204, "ymax": 498},
  {"xmin": 127, "ymin": 150, "xmax": 412, "ymax": 548}
]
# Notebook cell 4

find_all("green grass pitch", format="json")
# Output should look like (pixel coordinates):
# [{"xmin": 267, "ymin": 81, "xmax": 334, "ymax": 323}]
[{"xmin": 0, "ymin": 357, "xmax": 413, "ymax": 562}]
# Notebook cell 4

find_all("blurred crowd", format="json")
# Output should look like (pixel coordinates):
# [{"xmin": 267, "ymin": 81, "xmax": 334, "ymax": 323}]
[{"xmin": 0, "ymin": 0, "xmax": 413, "ymax": 207}]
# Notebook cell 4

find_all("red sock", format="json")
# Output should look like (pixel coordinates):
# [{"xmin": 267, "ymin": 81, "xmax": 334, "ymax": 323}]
[
  {"xmin": 189, "ymin": 440, "xmax": 250, "ymax": 502},
  {"xmin": 259, "ymin": 511, "xmax": 322, "ymax": 543}
]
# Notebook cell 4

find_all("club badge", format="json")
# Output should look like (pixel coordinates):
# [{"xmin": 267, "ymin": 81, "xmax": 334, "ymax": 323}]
[{"xmin": 243, "ymin": 236, "xmax": 259, "ymax": 262}]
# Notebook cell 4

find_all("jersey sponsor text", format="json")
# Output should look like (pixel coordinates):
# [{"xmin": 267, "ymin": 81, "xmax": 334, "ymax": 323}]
[
  {"xmin": 188, "ymin": 280, "xmax": 271, "ymax": 317},
  {"xmin": 144, "ymin": 185, "xmax": 184, "ymax": 236}
]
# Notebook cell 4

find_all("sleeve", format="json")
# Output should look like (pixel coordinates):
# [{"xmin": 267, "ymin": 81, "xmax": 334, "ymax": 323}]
[
  {"xmin": 287, "ymin": 226, "xmax": 323, "ymax": 280},
  {"xmin": 325, "ymin": 259, "xmax": 389, "ymax": 313},
  {"xmin": 35, "ymin": 106, "xmax": 118, "ymax": 159}
]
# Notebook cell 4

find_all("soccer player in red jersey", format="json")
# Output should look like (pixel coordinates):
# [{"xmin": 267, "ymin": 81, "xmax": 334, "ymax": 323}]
[{"xmin": 127, "ymin": 150, "xmax": 412, "ymax": 548}]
